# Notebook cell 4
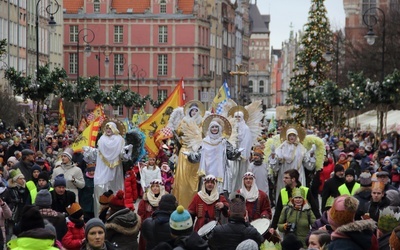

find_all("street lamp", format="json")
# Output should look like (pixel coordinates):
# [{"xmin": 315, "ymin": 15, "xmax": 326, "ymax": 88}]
[
  {"xmin": 95, "ymin": 46, "xmax": 112, "ymax": 87},
  {"xmin": 136, "ymin": 68, "xmax": 146, "ymax": 93},
  {"xmin": 323, "ymin": 32, "xmax": 342, "ymax": 83},
  {"xmin": 127, "ymin": 64, "xmax": 138, "ymax": 91},
  {"xmin": 36, "ymin": 0, "xmax": 59, "ymax": 81},
  {"xmin": 76, "ymin": 28, "xmax": 95, "ymax": 84},
  {"xmin": 362, "ymin": 7, "xmax": 385, "ymax": 83}
]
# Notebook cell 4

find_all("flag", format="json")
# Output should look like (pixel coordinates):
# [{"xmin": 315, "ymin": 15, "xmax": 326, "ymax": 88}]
[
  {"xmin": 139, "ymin": 78, "xmax": 185, "ymax": 156},
  {"xmin": 58, "ymin": 99, "xmax": 66, "ymax": 134},
  {"xmin": 70, "ymin": 117, "xmax": 101, "ymax": 153},
  {"xmin": 87, "ymin": 104, "xmax": 106, "ymax": 124},
  {"xmin": 212, "ymin": 80, "xmax": 231, "ymax": 114}
]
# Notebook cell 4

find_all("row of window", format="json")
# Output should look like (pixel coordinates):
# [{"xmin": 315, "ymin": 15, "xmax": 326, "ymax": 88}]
[
  {"xmin": 248, "ymin": 80, "xmax": 265, "ymax": 93},
  {"xmin": 0, "ymin": 19, "xmax": 27, "ymax": 48},
  {"xmin": 92, "ymin": 0, "xmax": 167, "ymax": 14}
]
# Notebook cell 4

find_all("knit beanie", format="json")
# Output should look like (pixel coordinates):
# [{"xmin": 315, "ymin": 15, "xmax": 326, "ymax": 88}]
[
  {"xmin": 359, "ymin": 172, "xmax": 372, "ymax": 187},
  {"xmin": 38, "ymin": 171, "xmax": 49, "ymax": 181},
  {"xmin": 35, "ymin": 189, "xmax": 52, "ymax": 208},
  {"xmin": 109, "ymin": 190, "xmax": 125, "ymax": 210},
  {"xmin": 344, "ymin": 168, "xmax": 355, "ymax": 178},
  {"xmin": 62, "ymin": 148, "xmax": 74, "ymax": 161},
  {"xmin": 9, "ymin": 169, "xmax": 24, "ymax": 182},
  {"xmin": 54, "ymin": 174, "xmax": 66, "ymax": 187},
  {"xmin": 99, "ymin": 190, "xmax": 114, "ymax": 205},
  {"xmin": 44, "ymin": 219, "xmax": 57, "ymax": 238},
  {"xmin": 328, "ymin": 195, "xmax": 359, "ymax": 229},
  {"xmin": 66, "ymin": 202, "xmax": 84, "ymax": 220},
  {"xmin": 19, "ymin": 205, "xmax": 45, "ymax": 233},
  {"xmin": 169, "ymin": 205, "xmax": 193, "ymax": 236},
  {"xmin": 229, "ymin": 194, "xmax": 246, "ymax": 218},
  {"xmin": 236, "ymin": 239, "xmax": 258, "ymax": 250},
  {"xmin": 384, "ymin": 156, "xmax": 392, "ymax": 164},
  {"xmin": 85, "ymin": 218, "xmax": 106, "ymax": 238},
  {"xmin": 339, "ymin": 152, "xmax": 347, "ymax": 158},
  {"xmin": 31, "ymin": 165, "xmax": 42, "ymax": 174},
  {"xmin": 334, "ymin": 164, "xmax": 344, "ymax": 173},
  {"xmin": 7, "ymin": 156, "xmax": 18, "ymax": 165},
  {"xmin": 159, "ymin": 194, "xmax": 178, "ymax": 213},
  {"xmin": 389, "ymin": 226, "xmax": 400, "ymax": 250}
]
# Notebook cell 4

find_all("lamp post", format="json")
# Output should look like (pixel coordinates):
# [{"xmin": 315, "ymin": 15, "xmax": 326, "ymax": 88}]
[
  {"xmin": 36, "ymin": 0, "xmax": 59, "ymax": 81},
  {"xmin": 127, "ymin": 64, "xmax": 138, "ymax": 91},
  {"xmin": 136, "ymin": 68, "xmax": 146, "ymax": 93},
  {"xmin": 323, "ymin": 32, "xmax": 342, "ymax": 83},
  {"xmin": 95, "ymin": 46, "xmax": 112, "ymax": 87},
  {"xmin": 76, "ymin": 28, "xmax": 95, "ymax": 84}
]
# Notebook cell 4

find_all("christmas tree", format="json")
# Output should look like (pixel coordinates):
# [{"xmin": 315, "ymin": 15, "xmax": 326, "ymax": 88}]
[{"xmin": 286, "ymin": 0, "xmax": 332, "ymax": 128}]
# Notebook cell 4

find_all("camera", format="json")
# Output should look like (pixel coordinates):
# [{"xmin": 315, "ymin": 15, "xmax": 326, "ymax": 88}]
[{"xmin": 286, "ymin": 222, "xmax": 296, "ymax": 233}]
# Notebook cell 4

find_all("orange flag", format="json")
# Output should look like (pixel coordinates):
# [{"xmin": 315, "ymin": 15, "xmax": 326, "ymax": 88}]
[
  {"xmin": 70, "ymin": 117, "xmax": 101, "ymax": 152},
  {"xmin": 139, "ymin": 78, "xmax": 185, "ymax": 156},
  {"xmin": 58, "ymin": 99, "xmax": 66, "ymax": 134}
]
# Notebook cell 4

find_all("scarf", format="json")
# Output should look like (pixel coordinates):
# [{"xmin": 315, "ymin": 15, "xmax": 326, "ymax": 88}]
[
  {"xmin": 198, "ymin": 183, "xmax": 219, "ymax": 204},
  {"xmin": 145, "ymin": 185, "xmax": 166, "ymax": 207},
  {"xmin": 240, "ymin": 180, "xmax": 259, "ymax": 202}
]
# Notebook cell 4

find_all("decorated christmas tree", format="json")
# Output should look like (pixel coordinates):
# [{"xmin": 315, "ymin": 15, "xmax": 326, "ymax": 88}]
[{"xmin": 286, "ymin": 0, "xmax": 332, "ymax": 128}]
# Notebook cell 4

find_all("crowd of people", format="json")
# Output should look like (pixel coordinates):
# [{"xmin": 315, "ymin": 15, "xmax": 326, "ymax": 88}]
[{"xmin": 0, "ymin": 100, "xmax": 400, "ymax": 250}]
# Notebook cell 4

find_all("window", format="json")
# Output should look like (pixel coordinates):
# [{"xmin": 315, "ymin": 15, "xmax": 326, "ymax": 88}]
[
  {"xmin": 69, "ymin": 25, "xmax": 78, "ymax": 42},
  {"xmin": 158, "ymin": 54, "xmax": 168, "ymax": 76},
  {"xmin": 160, "ymin": 0, "xmax": 166, "ymax": 13},
  {"xmin": 94, "ymin": 0, "xmax": 100, "ymax": 13},
  {"xmin": 158, "ymin": 26, "xmax": 168, "ymax": 43},
  {"xmin": 114, "ymin": 25, "xmax": 123, "ymax": 43},
  {"xmin": 114, "ymin": 54, "xmax": 125, "ymax": 75},
  {"xmin": 69, "ymin": 53, "xmax": 77, "ymax": 74},
  {"xmin": 362, "ymin": 0, "xmax": 377, "ymax": 25},
  {"xmin": 113, "ymin": 106, "xmax": 123, "ymax": 116},
  {"xmin": 259, "ymin": 80, "xmax": 264, "ymax": 93},
  {"xmin": 158, "ymin": 89, "xmax": 168, "ymax": 100},
  {"xmin": 248, "ymin": 81, "xmax": 253, "ymax": 93}
]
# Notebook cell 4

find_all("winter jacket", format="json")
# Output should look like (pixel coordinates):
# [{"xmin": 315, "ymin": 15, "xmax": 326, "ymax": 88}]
[
  {"xmin": 208, "ymin": 217, "xmax": 264, "ymax": 250},
  {"xmin": 80, "ymin": 241, "xmax": 116, "ymax": 250},
  {"xmin": 8, "ymin": 180, "xmax": 28, "ymax": 223},
  {"xmin": 39, "ymin": 208, "xmax": 67, "ymax": 241},
  {"xmin": 319, "ymin": 159, "xmax": 335, "ymax": 193},
  {"xmin": 278, "ymin": 203, "xmax": 316, "ymax": 247},
  {"xmin": 321, "ymin": 175, "xmax": 345, "ymax": 210},
  {"xmin": 7, "ymin": 228, "xmax": 58, "ymax": 250},
  {"xmin": 105, "ymin": 208, "xmax": 141, "ymax": 250},
  {"xmin": 306, "ymin": 210, "xmax": 333, "ymax": 244},
  {"xmin": 360, "ymin": 197, "xmax": 391, "ymax": 222},
  {"xmin": 141, "ymin": 210, "xmax": 174, "ymax": 250},
  {"xmin": 51, "ymin": 163, "xmax": 85, "ymax": 202},
  {"xmin": 62, "ymin": 221, "xmax": 85, "ymax": 250},
  {"xmin": 78, "ymin": 174, "xmax": 94, "ymax": 215},
  {"xmin": 124, "ymin": 170, "xmax": 138, "ymax": 210},
  {"xmin": 50, "ymin": 189, "xmax": 76, "ymax": 214},
  {"xmin": 329, "ymin": 220, "xmax": 378, "ymax": 250}
]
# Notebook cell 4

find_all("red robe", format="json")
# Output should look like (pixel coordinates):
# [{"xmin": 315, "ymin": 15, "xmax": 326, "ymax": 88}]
[
  {"xmin": 242, "ymin": 190, "xmax": 272, "ymax": 221},
  {"xmin": 188, "ymin": 193, "xmax": 229, "ymax": 232},
  {"xmin": 137, "ymin": 199, "xmax": 158, "ymax": 250}
]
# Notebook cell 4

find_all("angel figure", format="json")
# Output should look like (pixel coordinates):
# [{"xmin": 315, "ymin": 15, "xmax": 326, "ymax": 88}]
[
  {"xmin": 227, "ymin": 101, "xmax": 263, "ymax": 198},
  {"xmin": 267, "ymin": 125, "xmax": 325, "ymax": 201},
  {"xmin": 171, "ymin": 100, "xmax": 205, "ymax": 208},
  {"xmin": 184, "ymin": 114, "xmax": 242, "ymax": 194}
]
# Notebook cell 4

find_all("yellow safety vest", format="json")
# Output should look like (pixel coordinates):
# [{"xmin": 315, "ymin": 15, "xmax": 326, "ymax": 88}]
[
  {"xmin": 338, "ymin": 183, "xmax": 360, "ymax": 196},
  {"xmin": 27, "ymin": 180, "xmax": 54, "ymax": 204},
  {"xmin": 281, "ymin": 186, "xmax": 309, "ymax": 205}
]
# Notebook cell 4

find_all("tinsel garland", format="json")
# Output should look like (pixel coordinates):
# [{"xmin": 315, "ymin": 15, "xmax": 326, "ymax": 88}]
[{"xmin": 303, "ymin": 135, "xmax": 326, "ymax": 171}]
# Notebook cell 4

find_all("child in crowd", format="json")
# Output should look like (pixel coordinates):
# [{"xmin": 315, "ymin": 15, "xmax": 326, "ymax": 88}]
[
  {"xmin": 62, "ymin": 203, "xmax": 85, "ymax": 250},
  {"xmin": 161, "ymin": 162, "xmax": 174, "ymax": 193}
]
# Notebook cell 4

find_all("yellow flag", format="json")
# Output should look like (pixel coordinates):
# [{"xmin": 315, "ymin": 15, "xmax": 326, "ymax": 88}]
[
  {"xmin": 139, "ymin": 79, "xmax": 185, "ymax": 156},
  {"xmin": 70, "ymin": 117, "xmax": 101, "ymax": 153},
  {"xmin": 212, "ymin": 80, "xmax": 231, "ymax": 114},
  {"xmin": 58, "ymin": 99, "xmax": 66, "ymax": 134}
]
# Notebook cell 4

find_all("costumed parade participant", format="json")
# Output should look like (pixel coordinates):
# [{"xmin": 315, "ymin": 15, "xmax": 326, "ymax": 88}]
[
  {"xmin": 171, "ymin": 100, "xmax": 205, "ymax": 208},
  {"xmin": 227, "ymin": 101, "xmax": 262, "ymax": 199},
  {"xmin": 185, "ymin": 114, "xmax": 242, "ymax": 194}
]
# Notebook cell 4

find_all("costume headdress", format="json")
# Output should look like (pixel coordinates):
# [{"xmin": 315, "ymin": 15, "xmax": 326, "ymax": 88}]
[
  {"xmin": 379, "ymin": 207, "xmax": 400, "ymax": 233},
  {"xmin": 100, "ymin": 118, "xmax": 126, "ymax": 135},
  {"xmin": 202, "ymin": 114, "xmax": 232, "ymax": 138},
  {"xmin": 280, "ymin": 124, "xmax": 305, "ymax": 143},
  {"xmin": 243, "ymin": 172, "xmax": 255, "ymax": 179},
  {"xmin": 183, "ymin": 100, "xmax": 205, "ymax": 117},
  {"xmin": 292, "ymin": 187, "xmax": 305, "ymax": 198},
  {"xmin": 150, "ymin": 179, "xmax": 164, "ymax": 186},
  {"xmin": 204, "ymin": 174, "xmax": 217, "ymax": 182},
  {"xmin": 228, "ymin": 106, "xmax": 249, "ymax": 122},
  {"xmin": 371, "ymin": 181, "xmax": 385, "ymax": 192}
]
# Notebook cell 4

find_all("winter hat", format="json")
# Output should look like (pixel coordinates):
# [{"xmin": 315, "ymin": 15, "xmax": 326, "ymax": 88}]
[
  {"xmin": 160, "ymin": 162, "xmax": 170, "ymax": 172},
  {"xmin": 109, "ymin": 190, "xmax": 125, "ymax": 210},
  {"xmin": 229, "ymin": 194, "xmax": 246, "ymax": 217},
  {"xmin": 44, "ymin": 219, "xmax": 57, "ymax": 238},
  {"xmin": 31, "ymin": 165, "xmax": 42, "ymax": 174},
  {"xmin": 99, "ymin": 190, "xmax": 114, "ymax": 205},
  {"xmin": 359, "ymin": 172, "xmax": 372, "ymax": 187},
  {"xmin": 53, "ymin": 174, "xmax": 66, "ymax": 187},
  {"xmin": 19, "ymin": 205, "xmax": 45, "ymax": 233},
  {"xmin": 85, "ymin": 218, "xmax": 106, "ymax": 238},
  {"xmin": 159, "ymin": 194, "xmax": 178, "ymax": 212},
  {"xmin": 38, "ymin": 171, "xmax": 49, "ymax": 181},
  {"xmin": 384, "ymin": 156, "xmax": 392, "ymax": 164},
  {"xmin": 334, "ymin": 164, "xmax": 344, "ymax": 173},
  {"xmin": 376, "ymin": 171, "xmax": 390, "ymax": 178},
  {"xmin": 386, "ymin": 190, "xmax": 400, "ymax": 207},
  {"xmin": 62, "ymin": 148, "xmax": 74, "ymax": 161},
  {"xmin": 7, "ymin": 156, "xmax": 18, "ymax": 164},
  {"xmin": 169, "ymin": 205, "xmax": 193, "ymax": 236},
  {"xmin": 328, "ymin": 195, "xmax": 359, "ymax": 229},
  {"xmin": 35, "ymin": 157, "xmax": 46, "ymax": 165},
  {"xmin": 344, "ymin": 168, "xmax": 355, "ymax": 178},
  {"xmin": 66, "ymin": 202, "xmax": 84, "ymax": 220},
  {"xmin": 347, "ymin": 152, "xmax": 355, "ymax": 158},
  {"xmin": 236, "ymin": 239, "xmax": 258, "ymax": 250},
  {"xmin": 9, "ymin": 169, "xmax": 24, "ymax": 182},
  {"xmin": 389, "ymin": 226, "xmax": 400, "ymax": 250},
  {"xmin": 21, "ymin": 149, "xmax": 35, "ymax": 157},
  {"xmin": 339, "ymin": 152, "xmax": 347, "ymax": 158},
  {"xmin": 35, "ymin": 189, "xmax": 52, "ymax": 208}
]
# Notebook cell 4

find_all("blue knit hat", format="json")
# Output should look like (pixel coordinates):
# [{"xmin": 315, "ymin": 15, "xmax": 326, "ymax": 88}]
[
  {"xmin": 169, "ymin": 205, "xmax": 193, "ymax": 236},
  {"xmin": 54, "ymin": 174, "xmax": 66, "ymax": 187}
]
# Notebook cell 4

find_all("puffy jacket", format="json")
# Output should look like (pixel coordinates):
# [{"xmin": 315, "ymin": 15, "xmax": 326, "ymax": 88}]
[
  {"xmin": 124, "ymin": 170, "xmax": 138, "ymax": 210},
  {"xmin": 105, "ymin": 208, "xmax": 141, "ymax": 250},
  {"xmin": 141, "ymin": 210, "xmax": 174, "ymax": 250},
  {"xmin": 208, "ymin": 217, "xmax": 264, "ymax": 250},
  {"xmin": 7, "ymin": 228, "xmax": 58, "ymax": 250},
  {"xmin": 329, "ymin": 220, "xmax": 378, "ymax": 250},
  {"xmin": 62, "ymin": 221, "xmax": 85, "ymax": 250}
]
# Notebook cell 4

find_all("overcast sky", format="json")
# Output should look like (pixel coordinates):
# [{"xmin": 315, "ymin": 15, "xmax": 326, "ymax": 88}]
[{"xmin": 258, "ymin": 0, "xmax": 346, "ymax": 49}]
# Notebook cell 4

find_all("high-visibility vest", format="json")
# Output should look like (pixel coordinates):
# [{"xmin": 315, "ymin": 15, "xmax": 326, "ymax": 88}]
[
  {"xmin": 281, "ymin": 186, "xmax": 309, "ymax": 205},
  {"xmin": 338, "ymin": 182, "xmax": 361, "ymax": 196},
  {"xmin": 26, "ymin": 180, "xmax": 53, "ymax": 204}
]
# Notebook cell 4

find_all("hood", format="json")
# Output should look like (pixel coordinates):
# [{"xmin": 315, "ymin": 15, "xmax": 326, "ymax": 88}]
[
  {"xmin": 106, "ymin": 208, "xmax": 141, "ymax": 235},
  {"xmin": 332, "ymin": 220, "xmax": 376, "ymax": 249}
]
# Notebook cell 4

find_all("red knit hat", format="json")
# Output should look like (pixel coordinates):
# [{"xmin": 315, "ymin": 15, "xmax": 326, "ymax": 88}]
[{"xmin": 109, "ymin": 190, "xmax": 125, "ymax": 209}]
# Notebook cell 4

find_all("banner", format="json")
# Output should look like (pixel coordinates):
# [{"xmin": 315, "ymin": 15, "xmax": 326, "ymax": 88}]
[
  {"xmin": 70, "ymin": 117, "xmax": 101, "ymax": 152},
  {"xmin": 58, "ymin": 99, "xmax": 66, "ymax": 134},
  {"xmin": 212, "ymin": 80, "xmax": 231, "ymax": 114},
  {"xmin": 139, "ymin": 78, "xmax": 185, "ymax": 156},
  {"xmin": 87, "ymin": 104, "xmax": 105, "ymax": 124}
]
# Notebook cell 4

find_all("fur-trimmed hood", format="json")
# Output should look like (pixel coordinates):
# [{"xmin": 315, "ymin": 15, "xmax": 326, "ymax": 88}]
[
  {"xmin": 105, "ymin": 208, "xmax": 141, "ymax": 235},
  {"xmin": 333, "ymin": 219, "xmax": 376, "ymax": 236},
  {"xmin": 330, "ymin": 219, "xmax": 377, "ymax": 250}
]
